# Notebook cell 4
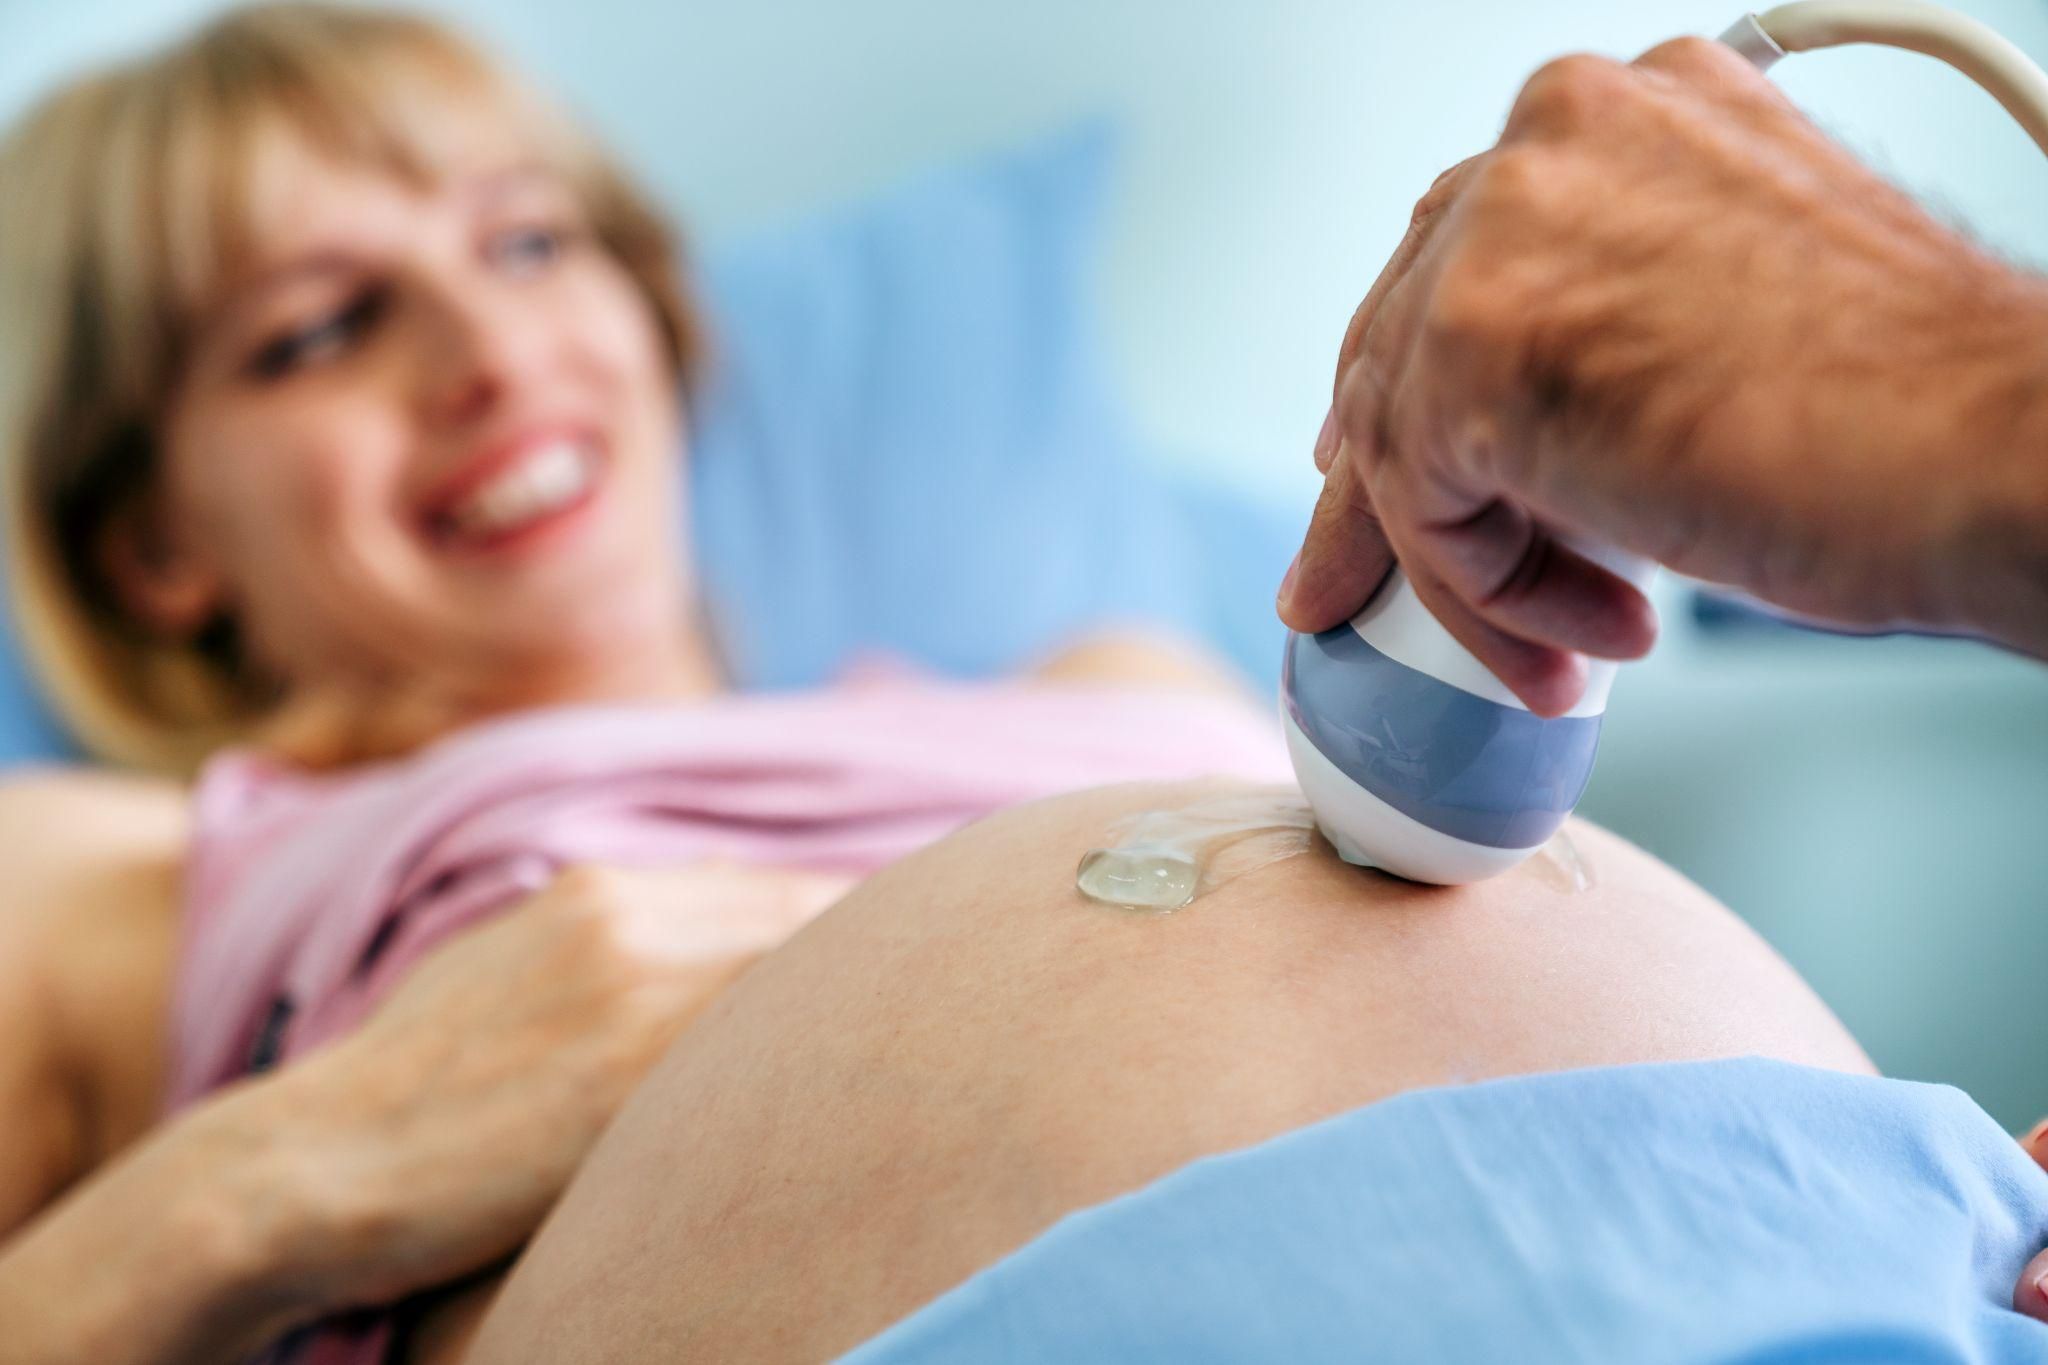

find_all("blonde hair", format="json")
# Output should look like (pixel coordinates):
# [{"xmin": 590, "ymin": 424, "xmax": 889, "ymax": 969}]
[{"xmin": 0, "ymin": 1, "xmax": 704, "ymax": 774}]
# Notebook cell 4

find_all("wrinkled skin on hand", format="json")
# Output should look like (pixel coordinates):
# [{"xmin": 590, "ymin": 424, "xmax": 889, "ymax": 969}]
[
  {"xmin": 1280, "ymin": 36, "xmax": 2048, "ymax": 716},
  {"xmin": 1277, "ymin": 32, "xmax": 2048, "ymax": 1316},
  {"xmin": 275, "ymin": 859, "xmax": 851, "ymax": 1313}
]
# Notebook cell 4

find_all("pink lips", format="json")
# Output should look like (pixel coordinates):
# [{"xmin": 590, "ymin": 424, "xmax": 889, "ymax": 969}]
[{"xmin": 416, "ymin": 426, "xmax": 607, "ymax": 557}]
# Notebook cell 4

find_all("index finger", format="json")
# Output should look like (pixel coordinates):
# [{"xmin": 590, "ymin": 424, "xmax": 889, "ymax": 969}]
[
  {"xmin": 1320, "ymin": 154, "xmax": 1485, "ymax": 473},
  {"xmin": 1278, "ymin": 448, "xmax": 1395, "ymax": 634}
]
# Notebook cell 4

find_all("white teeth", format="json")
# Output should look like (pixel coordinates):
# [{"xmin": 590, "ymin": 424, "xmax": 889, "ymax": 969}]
[{"xmin": 448, "ymin": 440, "xmax": 596, "ymax": 538}]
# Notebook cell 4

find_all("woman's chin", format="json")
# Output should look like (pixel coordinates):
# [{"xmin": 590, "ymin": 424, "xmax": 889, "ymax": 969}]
[
  {"xmin": 435, "ymin": 510, "xmax": 678, "ymax": 613},
  {"xmin": 478, "ymin": 587, "xmax": 692, "ymax": 692}
]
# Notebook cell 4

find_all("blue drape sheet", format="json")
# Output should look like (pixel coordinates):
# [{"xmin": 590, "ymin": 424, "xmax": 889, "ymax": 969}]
[{"xmin": 843, "ymin": 1057, "xmax": 2048, "ymax": 1363}]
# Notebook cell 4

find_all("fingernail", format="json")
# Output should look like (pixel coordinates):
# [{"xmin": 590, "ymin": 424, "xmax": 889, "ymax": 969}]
[
  {"xmin": 1313, "ymin": 406, "xmax": 1338, "ymax": 467},
  {"xmin": 2035, "ymin": 1266, "xmax": 2048, "ymax": 1302},
  {"xmin": 1279, "ymin": 549, "xmax": 1302, "ymax": 603}
]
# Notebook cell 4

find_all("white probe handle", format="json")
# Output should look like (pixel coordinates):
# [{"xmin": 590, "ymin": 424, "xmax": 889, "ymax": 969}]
[{"xmin": 1722, "ymin": 1, "xmax": 2048, "ymax": 155}]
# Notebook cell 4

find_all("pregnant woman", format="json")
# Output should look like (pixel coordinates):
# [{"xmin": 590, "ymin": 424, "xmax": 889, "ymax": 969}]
[{"xmin": 0, "ymin": 5, "xmax": 2041, "ymax": 1364}]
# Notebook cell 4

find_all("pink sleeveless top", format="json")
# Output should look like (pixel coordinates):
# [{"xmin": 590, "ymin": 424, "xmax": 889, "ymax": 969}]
[{"xmin": 172, "ymin": 680, "xmax": 1290, "ymax": 1364}]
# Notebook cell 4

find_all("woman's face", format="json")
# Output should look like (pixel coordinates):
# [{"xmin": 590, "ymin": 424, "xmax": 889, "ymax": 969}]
[{"xmin": 158, "ymin": 141, "xmax": 688, "ymax": 707}]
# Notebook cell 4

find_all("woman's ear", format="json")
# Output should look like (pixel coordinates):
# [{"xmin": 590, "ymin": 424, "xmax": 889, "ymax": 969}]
[{"xmin": 95, "ymin": 491, "xmax": 227, "ymax": 637}]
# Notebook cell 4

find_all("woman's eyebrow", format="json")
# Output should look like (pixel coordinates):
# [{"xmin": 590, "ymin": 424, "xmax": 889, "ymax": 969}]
[
  {"xmin": 468, "ymin": 164, "xmax": 543, "ymax": 193},
  {"xmin": 212, "ymin": 252, "xmax": 361, "ymax": 329},
  {"xmin": 465, "ymin": 164, "xmax": 571, "ymax": 206},
  {"xmin": 206, "ymin": 172, "xmax": 564, "ymax": 332}
]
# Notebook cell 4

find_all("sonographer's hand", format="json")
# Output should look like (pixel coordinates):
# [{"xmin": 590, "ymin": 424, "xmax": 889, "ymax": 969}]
[{"xmin": 1279, "ymin": 36, "xmax": 2048, "ymax": 715}]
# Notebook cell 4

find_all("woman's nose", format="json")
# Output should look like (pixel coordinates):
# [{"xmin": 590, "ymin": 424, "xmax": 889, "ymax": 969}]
[{"xmin": 416, "ymin": 285, "xmax": 548, "ymax": 428}]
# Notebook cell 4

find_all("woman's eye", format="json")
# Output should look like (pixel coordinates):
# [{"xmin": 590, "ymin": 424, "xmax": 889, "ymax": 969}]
[
  {"xmin": 250, "ymin": 291, "xmax": 384, "ymax": 380},
  {"xmin": 488, "ymin": 224, "xmax": 569, "ymax": 275}
]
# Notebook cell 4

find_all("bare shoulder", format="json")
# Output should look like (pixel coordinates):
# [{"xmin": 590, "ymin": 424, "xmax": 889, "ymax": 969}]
[
  {"xmin": 0, "ymin": 762, "xmax": 188, "ymax": 847},
  {"xmin": 0, "ymin": 765, "xmax": 190, "ymax": 1164},
  {"xmin": 0, "ymin": 763, "xmax": 189, "ymax": 940}
]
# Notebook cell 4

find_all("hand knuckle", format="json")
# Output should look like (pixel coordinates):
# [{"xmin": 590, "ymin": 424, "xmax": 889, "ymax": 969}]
[
  {"xmin": 1334, "ymin": 361, "xmax": 1392, "ymax": 463},
  {"xmin": 1472, "ymin": 144, "xmax": 1552, "ymax": 209},
  {"xmin": 1409, "ymin": 161, "xmax": 1467, "ymax": 230},
  {"xmin": 1422, "ymin": 247, "xmax": 1510, "ymax": 354},
  {"xmin": 544, "ymin": 876, "xmax": 643, "ymax": 957},
  {"xmin": 1337, "ymin": 297, "xmax": 1375, "ymax": 371},
  {"xmin": 1516, "ymin": 53, "xmax": 1628, "ymax": 134},
  {"xmin": 550, "ymin": 864, "xmax": 620, "ymax": 902},
  {"xmin": 1640, "ymin": 35, "xmax": 1736, "ymax": 81}
]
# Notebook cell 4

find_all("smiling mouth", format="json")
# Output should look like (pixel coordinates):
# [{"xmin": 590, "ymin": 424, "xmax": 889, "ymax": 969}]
[{"xmin": 425, "ymin": 436, "xmax": 604, "ymax": 551}]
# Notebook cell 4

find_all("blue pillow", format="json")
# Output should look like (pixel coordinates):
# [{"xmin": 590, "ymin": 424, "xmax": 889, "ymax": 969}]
[
  {"xmin": 0, "ymin": 588, "xmax": 66, "ymax": 763},
  {"xmin": 0, "ymin": 121, "xmax": 1296, "ymax": 766},
  {"xmin": 687, "ymin": 119, "xmax": 1295, "ymax": 691}
]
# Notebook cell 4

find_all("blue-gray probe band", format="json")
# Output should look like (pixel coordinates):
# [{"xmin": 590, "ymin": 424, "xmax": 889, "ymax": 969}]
[{"xmin": 1283, "ymin": 627, "xmax": 1604, "ymax": 850}]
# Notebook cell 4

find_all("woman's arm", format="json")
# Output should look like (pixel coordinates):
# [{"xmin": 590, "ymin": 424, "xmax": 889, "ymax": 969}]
[
  {"xmin": 0, "ymin": 924, "xmax": 80, "ymax": 1239},
  {"xmin": 0, "ymin": 818, "xmax": 838, "ymax": 1364},
  {"xmin": 0, "ymin": 1070, "xmax": 336, "ymax": 1364},
  {"xmin": 0, "ymin": 770, "xmax": 313, "ymax": 1363},
  {"xmin": 0, "ymin": 769, "xmax": 186, "ymax": 1230}
]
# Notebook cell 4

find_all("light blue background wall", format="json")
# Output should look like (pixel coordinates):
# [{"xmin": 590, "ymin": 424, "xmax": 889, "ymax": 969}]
[
  {"xmin": 2, "ymin": 0, "xmax": 2044, "ymax": 1125},
  {"xmin": 9, "ymin": 0, "xmax": 2048, "ymax": 489}
]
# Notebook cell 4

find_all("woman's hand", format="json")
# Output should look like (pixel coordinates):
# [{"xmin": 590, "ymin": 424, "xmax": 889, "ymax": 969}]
[
  {"xmin": 254, "ymin": 860, "xmax": 854, "ymax": 1315},
  {"xmin": 2019, "ymin": 1121, "xmax": 2048, "ymax": 1322},
  {"xmin": 0, "ymin": 859, "xmax": 849, "ymax": 1365},
  {"xmin": 1279, "ymin": 36, "xmax": 2048, "ymax": 715}
]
